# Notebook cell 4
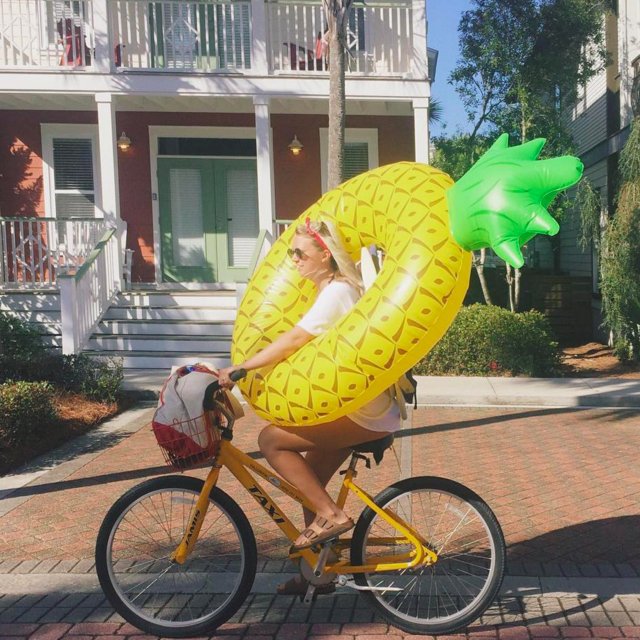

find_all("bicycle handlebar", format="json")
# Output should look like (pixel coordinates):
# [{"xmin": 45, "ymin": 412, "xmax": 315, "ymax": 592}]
[{"xmin": 203, "ymin": 368, "xmax": 247, "ymax": 411}]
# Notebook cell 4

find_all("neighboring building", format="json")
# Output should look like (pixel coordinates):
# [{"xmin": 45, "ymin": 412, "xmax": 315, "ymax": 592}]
[
  {"xmin": 0, "ymin": 0, "xmax": 434, "ymax": 371},
  {"xmin": 559, "ymin": 0, "xmax": 639, "ymax": 341}
]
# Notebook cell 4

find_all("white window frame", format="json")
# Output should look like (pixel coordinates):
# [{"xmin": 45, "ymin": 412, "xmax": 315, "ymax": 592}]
[
  {"xmin": 41, "ymin": 123, "xmax": 102, "ymax": 218},
  {"xmin": 319, "ymin": 128, "xmax": 379, "ymax": 193}
]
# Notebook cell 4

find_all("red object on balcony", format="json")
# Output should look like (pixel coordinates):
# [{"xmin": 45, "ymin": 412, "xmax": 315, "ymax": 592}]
[{"xmin": 57, "ymin": 18, "xmax": 91, "ymax": 66}]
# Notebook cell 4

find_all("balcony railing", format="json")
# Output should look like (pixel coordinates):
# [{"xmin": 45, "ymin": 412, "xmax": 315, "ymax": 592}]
[
  {"xmin": 0, "ymin": 0, "xmax": 417, "ymax": 76},
  {"xmin": 0, "ymin": 0, "xmax": 93, "ymax": 69},
  {"xmin": 111, "ymin": 0, "xmax": 252, "ymax": 72},
  {"xmin": 0, "ymin": 217, "xmax": 109, "ymax": 289},
  {"xmin": 266, "ymin": 0, "xmax": 413, "ymax": 76}
]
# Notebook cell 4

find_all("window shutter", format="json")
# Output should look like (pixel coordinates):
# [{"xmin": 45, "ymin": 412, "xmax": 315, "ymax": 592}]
[
  {"xmin": 169, "ymin": 168, "xmax": 206, "ymax": 267},
  {"xmin": 226, "ymin": 168, "xmax": 258, "ymax": 267},
  {"xmin": 52, "ymin": 137, "xmax": 96, "ymax": 219},
  {"xmin": 344, "ymin": 142, "xmax": 369, "ymax": 181}
]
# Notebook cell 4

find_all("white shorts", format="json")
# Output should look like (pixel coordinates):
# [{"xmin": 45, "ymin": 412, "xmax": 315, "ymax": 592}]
[{"xmin": 348, "ymin": 389, "xmax": 402, "ymax": 433}]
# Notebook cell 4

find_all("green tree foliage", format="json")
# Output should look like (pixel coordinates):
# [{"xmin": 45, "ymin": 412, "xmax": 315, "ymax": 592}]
[
  {"xmin": 600, "ymin": 120, "xmax": 640, "ymax": 361},
  {"xmin": 447, "ymin": 0, "xmax": 609, "ymax": 309},
  {"xmin": 451, "ymin": 0, "xmax": 609, "ymax": 149}
]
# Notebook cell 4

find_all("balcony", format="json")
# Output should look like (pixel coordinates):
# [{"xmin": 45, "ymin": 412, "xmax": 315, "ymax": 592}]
[{"xmin": 0, "ymin": 0, "xmax": 420, "ymax": 77}]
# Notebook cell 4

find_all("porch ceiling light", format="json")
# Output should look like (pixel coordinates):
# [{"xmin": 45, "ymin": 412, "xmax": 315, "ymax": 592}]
[
  {"xmin": 117, "ymin": 131, "xmax": 132, "ymax": 151},
  {"xmin": 288, "ymin": 134, "xmax": 303, "ymax": 156}
]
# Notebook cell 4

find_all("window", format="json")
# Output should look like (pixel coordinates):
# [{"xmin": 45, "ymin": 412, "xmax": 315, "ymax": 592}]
[
  {"xmin": 319, "ymin": 128, "xmax": 379, "ymax": 193},
  {"xmin": 42, "ymin": 125, "xmax": 100, "ymax": 219}
]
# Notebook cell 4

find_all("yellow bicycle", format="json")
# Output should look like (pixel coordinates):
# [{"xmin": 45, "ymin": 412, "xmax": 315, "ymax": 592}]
[{"xmin": 96, "ymin": 371, "xmax": 505, "ymax": 637}]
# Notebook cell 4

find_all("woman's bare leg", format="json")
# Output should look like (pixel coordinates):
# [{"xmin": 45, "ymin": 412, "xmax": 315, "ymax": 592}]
[
  {"xmin": 302, "ymin": 447, "xmax": 351, "ymax": 526},
  {"xmin": 258, "ymin": 416, "xmax": 388, "ymax": 527}
]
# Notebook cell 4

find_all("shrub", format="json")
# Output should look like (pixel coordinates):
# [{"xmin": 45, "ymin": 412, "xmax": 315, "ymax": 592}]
[
  {"xmin": 45, "ymin": 354, "xmax": 124, "ymax": 403},
  {"xmin": 0, "ymin": 312, "xmax": 48, "ymax": 383},
  {"xmin": 414, "ymin": 303, "xmax": 561, "ymax": 377},
  {"xmin": 0, "ymin": 381, "xmax": 58, "ymax": 447}
]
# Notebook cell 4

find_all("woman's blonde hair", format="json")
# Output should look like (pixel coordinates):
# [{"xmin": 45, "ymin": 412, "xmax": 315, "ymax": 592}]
[{"xmin": 295, "ymin": 219, "xmax": 364, "ymax": 296}]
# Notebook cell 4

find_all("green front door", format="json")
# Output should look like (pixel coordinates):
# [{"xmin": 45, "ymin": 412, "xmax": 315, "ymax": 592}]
[{"xmin": 158, "ymin": 157, "xmax": 258, "ymax": 283}]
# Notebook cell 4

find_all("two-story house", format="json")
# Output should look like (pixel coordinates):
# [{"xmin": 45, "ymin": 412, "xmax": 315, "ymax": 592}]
[{"xmin": 0, "ymin": 0, "xmax": 435, "ymax": 375}]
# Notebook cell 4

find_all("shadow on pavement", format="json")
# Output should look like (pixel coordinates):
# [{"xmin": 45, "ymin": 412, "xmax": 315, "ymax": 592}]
[{"xmin": 508, "ymin": 515, "xmax": 640, "ymax": 567}]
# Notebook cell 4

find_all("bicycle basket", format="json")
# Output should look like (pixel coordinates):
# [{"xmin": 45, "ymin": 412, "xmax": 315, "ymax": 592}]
[
  {"xmin": 152, "ymin": 410, "xmax": 222, "ymax": 471},
  {"xmin": 151, "ymin": 363, "xmax": 230, "ymax": 471}
]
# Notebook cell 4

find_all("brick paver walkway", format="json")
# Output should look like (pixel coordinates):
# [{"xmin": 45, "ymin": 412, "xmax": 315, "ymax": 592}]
[{"xmin": 0, "ymin": 405, "xmax": 639, "ymax": 639}]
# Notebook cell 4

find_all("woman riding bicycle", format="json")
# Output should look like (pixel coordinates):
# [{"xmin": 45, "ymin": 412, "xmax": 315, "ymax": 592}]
[{"xmin": 217, "ymin": 218, "xmax": 401, "ymax": 593}]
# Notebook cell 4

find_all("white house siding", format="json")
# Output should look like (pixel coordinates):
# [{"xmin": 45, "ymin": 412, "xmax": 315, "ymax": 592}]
[
  {"xmin": 570, "ymin": 72, "xmax": 608, "ymax": 157},
  {"xmin": 619, "ymin": 0, "xmax": 640, "ymax": 128}
]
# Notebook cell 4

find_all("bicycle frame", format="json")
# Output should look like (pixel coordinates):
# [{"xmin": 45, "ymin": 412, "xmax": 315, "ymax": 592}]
[{"xmin": 170, "ymin": 437, "xmax": 438, "ymax": 575}]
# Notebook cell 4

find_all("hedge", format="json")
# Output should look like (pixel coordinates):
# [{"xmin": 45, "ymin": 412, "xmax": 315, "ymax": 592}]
[{"xmin": 414, "ymin": 303, "xmax": 561, "ymax": 377}]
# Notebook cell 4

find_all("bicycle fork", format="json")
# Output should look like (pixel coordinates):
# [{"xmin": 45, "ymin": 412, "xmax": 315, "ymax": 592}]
[{"xmin": 170, "ymin": 466, "xmax": 221, "ymax": 565}]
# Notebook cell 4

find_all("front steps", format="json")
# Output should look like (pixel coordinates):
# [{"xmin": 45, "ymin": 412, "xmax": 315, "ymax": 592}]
[{"xmin": 85, "ymin": 290, "xmax": 237, "ymax": 372}]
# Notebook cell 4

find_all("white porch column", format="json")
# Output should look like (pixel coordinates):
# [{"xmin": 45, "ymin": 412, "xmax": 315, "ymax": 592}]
[
  {"xmin": 251, "ymin": 0, "xmax": 269, "ymax": 75},
  {"xmin": 411, "ymin": 0, "xmax": 428, "ymax": 79},
  {"xmin": 254, "ymin": 96, "xmax": 275, "ymax": 233},
  {"xmin": 95, "ymin": 93, "xmax": 121, "ymax": 225},
  {"xmin": 413, "ymin": 98, "xmax": 430, "ymax": 164},
  {"xmin": 96, "ymin": 93, "xmax": 126, "ymax": 288},
  {"xmin": 92, "ymin": 0, "xmax": 112, "ymax": 73}
]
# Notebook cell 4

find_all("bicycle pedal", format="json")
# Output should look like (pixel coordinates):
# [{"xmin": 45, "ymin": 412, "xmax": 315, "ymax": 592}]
[{"xmin": 302, "ymin": 583, "xmax": 317, "ymax": 604}]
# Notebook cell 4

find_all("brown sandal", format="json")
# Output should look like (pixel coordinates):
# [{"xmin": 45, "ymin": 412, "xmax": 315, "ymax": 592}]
[
  {"xmin": 292, "ymin": 515, "xmax": 354, "ymax": 551},
  {"xmin": 276, "ymin": 574, "xmax": 336, "ymax": 596}
]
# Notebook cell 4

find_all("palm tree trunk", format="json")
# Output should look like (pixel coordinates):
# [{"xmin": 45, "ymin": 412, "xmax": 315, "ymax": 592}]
[{"xmin": 325, "ymin": 4, "xmax": 347, "ymax": 190}]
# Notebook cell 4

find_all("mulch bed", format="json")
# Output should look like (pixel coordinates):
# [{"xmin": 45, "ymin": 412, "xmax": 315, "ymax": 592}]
[
  {"xmin": 0, "ymin": 392, "xmax": 136, "ymax": 476},
  {"xmin": 559, "ymin": 342, "xmax": 640, "ymax": 379}
]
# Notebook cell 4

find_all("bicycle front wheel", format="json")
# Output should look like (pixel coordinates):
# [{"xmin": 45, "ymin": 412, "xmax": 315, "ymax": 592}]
[
  {"xmin": 95, "ymin": 475, "xmax": 257, "ymax": 638},
  {"xmin": 351, "ymin": 476, "xmax": 505, "ymax": 635}
]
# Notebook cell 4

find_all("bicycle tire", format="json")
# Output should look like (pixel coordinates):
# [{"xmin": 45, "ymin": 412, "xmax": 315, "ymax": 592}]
[
  {"xmin": 95, "ymin": 475, "xmax": 257, "ymax": 638},
  {"xmin": 350, "ymin": 476, "xmax": 505, "ymax": 635}
]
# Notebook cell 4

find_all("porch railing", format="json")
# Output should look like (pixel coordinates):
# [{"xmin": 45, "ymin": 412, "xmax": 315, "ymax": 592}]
[
  {"xmin": 0, "ymin": 0, "xmax": 93, "ymax": 68},
  {"xmin": 0, "ymin": 217, "xmax": 109, "ymax": 289},
  {"xmin": 266, "ymin": 0, "xmax": 413, "ymax": 76},
  {"xmin": 58, "ymin": 224, "xmax": 123, "ymax": 354},
  {"xmin": 110, "ymin": 0, "xmax": 253, "ymax": 72}
]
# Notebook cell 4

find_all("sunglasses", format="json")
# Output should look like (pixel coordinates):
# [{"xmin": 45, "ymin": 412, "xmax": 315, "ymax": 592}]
[{"xmin": 287, "ymin": 247, "xmax": 309, "ymax": 260}]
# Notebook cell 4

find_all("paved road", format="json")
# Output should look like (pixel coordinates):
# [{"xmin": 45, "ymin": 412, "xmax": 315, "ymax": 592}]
[{"xmin": 0, "ymin": 403, "xmax": 639, "ymax": 639}]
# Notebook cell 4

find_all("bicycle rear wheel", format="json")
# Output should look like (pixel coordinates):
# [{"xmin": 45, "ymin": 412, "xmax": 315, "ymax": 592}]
[
  {"xmin": 95, "ymin": 475, "xmax": 257, "ymax": 638},
  {"xmin": 350, "ymin": 476, "xmax": 505, "ymax": 635}
]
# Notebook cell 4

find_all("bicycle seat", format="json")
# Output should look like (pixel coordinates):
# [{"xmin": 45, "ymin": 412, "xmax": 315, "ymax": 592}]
[{"xmin": 350, "ymin": 434, "xmax": 394, "ymax": 465}]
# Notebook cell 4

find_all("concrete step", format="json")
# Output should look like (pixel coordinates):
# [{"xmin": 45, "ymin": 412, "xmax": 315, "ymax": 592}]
[
  {"xmin": 88, "ymin": 334, "xmax": 232, "ymax": 352},
  {"xmin": 95, "ymin": 319, "xmax": 234, "ymax": 337},
  {"xmin": 88, "ymin": 351, "xmax": 231, "ymax": 370},
  {"xmin": 103, "ymin": 307, "xmax": 237, "ymax": 322}
]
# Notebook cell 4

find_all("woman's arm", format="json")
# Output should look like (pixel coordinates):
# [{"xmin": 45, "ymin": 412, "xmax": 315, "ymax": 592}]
[{"xmin": 217, "ymin": 326, "xmax": 314, "ymax": 388}]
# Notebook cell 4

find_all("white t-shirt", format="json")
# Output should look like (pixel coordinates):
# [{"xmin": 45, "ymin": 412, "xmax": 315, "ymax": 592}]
[{"xmin": 297, "ymin": 280, "xmax": 401, "ymax": 433}]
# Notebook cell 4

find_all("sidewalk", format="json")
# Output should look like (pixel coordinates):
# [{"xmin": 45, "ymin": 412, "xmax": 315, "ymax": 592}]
[
  {"xmin": 0, "ymin": 393, "xmax": 639, "ymax": 639},
  {"xmin": 123, "ymin": 370, "xmax": 640, "ymax": 408}
]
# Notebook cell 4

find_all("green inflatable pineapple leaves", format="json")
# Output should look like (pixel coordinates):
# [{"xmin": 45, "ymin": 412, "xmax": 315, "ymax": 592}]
[{"xmin": 446, "ymin": 133, "xmax": 584, "ymax": 268}]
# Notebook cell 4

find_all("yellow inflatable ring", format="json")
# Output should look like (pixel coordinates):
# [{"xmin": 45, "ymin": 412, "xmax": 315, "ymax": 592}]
[{"xmin": 231, "ymin": 162, "xmax": 472, "ymax": 426}]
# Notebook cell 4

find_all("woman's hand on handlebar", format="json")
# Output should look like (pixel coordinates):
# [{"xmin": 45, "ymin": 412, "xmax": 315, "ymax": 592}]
[{"xmin": 217, "ymin": 366, "xmax": 246, "ymax": 389}]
